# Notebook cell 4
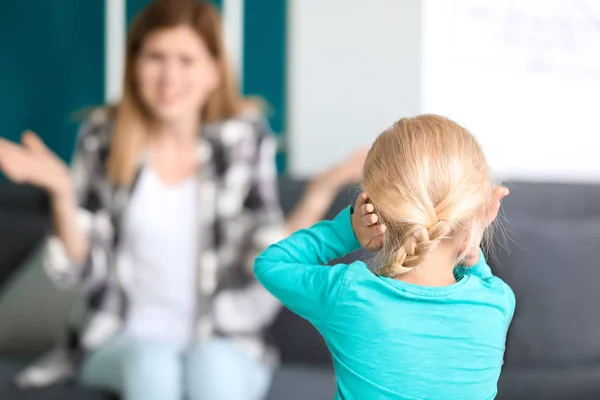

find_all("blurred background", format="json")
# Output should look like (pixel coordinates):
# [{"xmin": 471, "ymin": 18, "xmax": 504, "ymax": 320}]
[
  {"xmin": 3, "ymin": 0, "xmax": 599, "ymax": 181},
  {"xmin": 1, "ymin": 1, "xmax": 600, "ymax": 399}
]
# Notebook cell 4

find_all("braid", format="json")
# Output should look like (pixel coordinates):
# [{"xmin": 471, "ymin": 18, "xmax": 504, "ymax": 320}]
[
  {"xmin": 362, "ymin": 114, "xmax": 493, "ymax": 279},
  {"xmin": 379, "ymin": 220, "xmax": 453, "ymax": 277}
]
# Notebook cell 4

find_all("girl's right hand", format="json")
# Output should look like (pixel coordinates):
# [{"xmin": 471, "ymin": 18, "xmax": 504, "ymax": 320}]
[
  {"xmin": 351, "ymin": 192, "xmax": 386, "ymax": 251},
  {"xmin": 0, "ymin": 131, "xmax": 72, "ymax": 197}
]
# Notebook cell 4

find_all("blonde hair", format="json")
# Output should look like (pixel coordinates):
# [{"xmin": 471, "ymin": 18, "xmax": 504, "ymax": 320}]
[
  {"xmin": 361, "ymin": 114, "xmax": 493, "ymax": 277},
  {"xmin": 107, "ymin": 0, "xmax": 258, "ymax": 185}
]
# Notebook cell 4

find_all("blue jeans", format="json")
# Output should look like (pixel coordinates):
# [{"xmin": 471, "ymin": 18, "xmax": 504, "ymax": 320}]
[{"xmin": 79, "ymin": 335, "xmax": 272, "ymax": 400}]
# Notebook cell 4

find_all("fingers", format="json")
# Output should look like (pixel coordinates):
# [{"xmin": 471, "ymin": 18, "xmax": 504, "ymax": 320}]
[
  {"xmin": 0, "ymin": 139, "xmax": 10, "ymax": 158},
  {"xmin": 492, "ymin": 186, "xmax": 509, "ymax": 202},
  {"xmin": 487, "ymin": 186, "xmax": 509, "ymax": 224},
  {"xmin": 21, "ymin": 131, "xmax": 48, "ymax": 154},
  {"xmin": 354, "ymin": 192, "xmax": 368, "ymax": 209},
  {"xmin": 0, "ymin": 137, "xmax": 42, "ymax": 184},
  {"xmin": 0, "ymin": 139, "xmax": 26, "ymax": 162},
  {"xmin": 369, "ymin": 223, "xmax": 386, "ymax": 236},
  {"xmin": 353, "ymin": 191, "xmax": 388, "ymax": 251},
  {"xmin": 0, "ymin": 141, "xmax": 8, "ymax": 171},
  {"xmin": 362, "ymin": 205, "xmax": 378, "ymax": 226},
  {"xmin": 493, "ymin": 187, "xmax": 509, "ymax": 209},
  {"xmin": 0, "ymin": 144, "xmax": 29, "ymax": 183},
  {"xmin": 355, "ymin": 194, "xmax": 379, "ymax": 226},
  {"xmin": 365, "ymin": 224, "xmax": 386, "ymax": 250},
  {"xmin": 0, "ymin": 137, "xmax": 20, "ymax": 151}
]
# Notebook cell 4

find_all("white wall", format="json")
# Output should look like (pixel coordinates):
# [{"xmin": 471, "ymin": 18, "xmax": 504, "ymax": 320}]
[
  {"xmin": 105, "ymin": 0, "xmax": 126, "ymax": 103},
  {"xmin": 222, "ymin": 0, "xmax": 244, "ymax": 85},
  {"xmin": 422, "ymin": 0, "xmax": 600, "ymax": 182},
  {"xmin": 288, "ymin": 0, "xmax": 600, "ymax": 182},
  {"xmin": 287, "ymin": 0, "xmax": 422, "ymax": 177}
]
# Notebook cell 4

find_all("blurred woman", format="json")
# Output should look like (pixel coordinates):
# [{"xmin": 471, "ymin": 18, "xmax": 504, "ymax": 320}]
[{"xmin": 0, "ymin": 1, "xmax": 365, "ymax": 399}]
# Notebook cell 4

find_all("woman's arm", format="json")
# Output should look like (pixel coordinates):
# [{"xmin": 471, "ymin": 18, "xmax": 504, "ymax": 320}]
[
  {"xmin": 215, "ymin": 118, "xmax": 368, "ymax": 331},
  {"xmin": 284, "ymin": 149, "xmax": 368, "ymax": 234},
  {"xmin": 0, "ymin": 117, "xmax": 109, "ymax": 291},
  {"xmin": 0, "ymin": 132, "xmax": 88, "ymax": 264},
  {"xmin": 47, "ymin": 165, "xmax": 89, "ymax": 266},
  {"xmin": 43, "ymin": 124, "xmax": 104, "ymax": 290}
]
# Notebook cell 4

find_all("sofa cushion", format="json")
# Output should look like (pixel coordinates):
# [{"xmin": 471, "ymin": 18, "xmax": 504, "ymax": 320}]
[
  {"xmin": 502, "ymin": 181, "xmax": 600, "ymax": 219},
  {"xmin": 0, "ymin": 383, "xmax": 115, "ymax": 400},
  {"xmin": 266, "ymin": 365, "xmax": 335, "ymax": 400},
  {"xmin": 492, "ymin": 212, "xmax": 600, "ymax": 366},
  {"xmin": 0, "ymin": 184, "xmax": 72, "ymax": 353},
  {"xmin": 0, "ymin": 184, "xmax": 49, "ymax": 290},
  {"xmin": 0, "ymin": 212, "xmax": 49, "ymax": 292},
  {"xmin": 497, "ymin": 366, "xmax": 600, "ymax": 400}
]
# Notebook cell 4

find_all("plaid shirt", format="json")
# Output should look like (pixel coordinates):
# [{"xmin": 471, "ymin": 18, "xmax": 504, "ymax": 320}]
[{"xmin": 16, "ymin": 108, "xmax": 286, "ymax": 388}]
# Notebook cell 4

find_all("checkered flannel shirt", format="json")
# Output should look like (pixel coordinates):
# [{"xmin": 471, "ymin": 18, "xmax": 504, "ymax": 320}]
[{"xmin": 15, "ymin": 108, "xmax": 286, "ymax": 388}]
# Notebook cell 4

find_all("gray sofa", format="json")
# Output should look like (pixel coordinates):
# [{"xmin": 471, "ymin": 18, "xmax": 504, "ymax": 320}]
[{"xmin": 1, "ymin": 179, "xmax": 600, "ymax": 399}]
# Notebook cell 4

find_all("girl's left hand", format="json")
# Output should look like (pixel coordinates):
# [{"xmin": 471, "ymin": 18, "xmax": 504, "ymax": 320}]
[
  {"xmin": 486, "ymin": 186, "xmax": 509, "ymax": 226},
  {"xmin": 461, "ymin": 186, "xmax": 509, "ymax": 265},
  {"xmin": 351, "ymin": 192, "xmax": 386, "ymax": 251}
]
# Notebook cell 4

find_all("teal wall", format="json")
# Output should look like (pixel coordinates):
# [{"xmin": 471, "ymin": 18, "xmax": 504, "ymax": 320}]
[
  {"xmin": 0, "ymin": 0, "xmax": 287, "ymax": 176},
  {"xmin": 0, "ymin": 1, "xmax": 104, "ymax": 174},
  {"xmin": 243, "ymin": 0, "xmax": 287, "ymax": 171}
]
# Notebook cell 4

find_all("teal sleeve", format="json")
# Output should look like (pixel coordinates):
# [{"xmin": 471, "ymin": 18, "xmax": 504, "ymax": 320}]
[
  {"xmin": 454, "ymin": 248, "xmax": 493, "ymax": 280},
  {"xmin": 254, "ymin": 206, "xmax": 361, "ymax": 327},
  {"xmin": 505, "ymin": 285, "xmax": 516, "ymax": 324}
]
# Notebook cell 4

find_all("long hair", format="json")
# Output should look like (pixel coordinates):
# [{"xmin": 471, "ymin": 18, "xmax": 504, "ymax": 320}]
[
  {"xmin": 361, "ymin": 114, "xmax": 494, "ymax": 277},
  {"xmin": 107, "ymin": 0, "xmax": 252, "ymax": 185}
]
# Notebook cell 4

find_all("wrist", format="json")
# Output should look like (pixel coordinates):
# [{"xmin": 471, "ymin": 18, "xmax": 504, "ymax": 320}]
[
  {"xmin": 336, "ymin": 206, "xmax": 362, "ymax": 252},
  {"xmin": 350, "ymin": 208, "xmax": 360, "ymax": 242},
  {"xmin": 49, "ymin": 174, "xmax": 75, "ymax": 203},
  {"xmin": 310, "ymin": 170, "xmax": 342, "ymax": 197}
]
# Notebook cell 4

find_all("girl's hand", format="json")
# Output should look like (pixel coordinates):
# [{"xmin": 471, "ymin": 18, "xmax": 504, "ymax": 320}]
[
  {"xmin": 461, "ymin": 186, "xmax": 509, "ymax": 266},
  {"xmin": 0, "ymin": 131, "xmax": 72, "ymax": 197},
  {"xmin": 351, "ymin": 192, "xmax": 386, "ymax": 251},
  {"xmin": 486, "ymin": 186, "xmax": 509, "ymax": 226}
]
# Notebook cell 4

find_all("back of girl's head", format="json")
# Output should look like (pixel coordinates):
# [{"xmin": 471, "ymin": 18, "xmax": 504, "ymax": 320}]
[{"xmin": 361, "ymin": 114, "xmax": 493, "ymax": 277}]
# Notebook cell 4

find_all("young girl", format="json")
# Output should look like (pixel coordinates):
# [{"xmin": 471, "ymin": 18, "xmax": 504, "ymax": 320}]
[{"xmin": 255, "ymin": 114, "xmax": 515, "ymax": 400}]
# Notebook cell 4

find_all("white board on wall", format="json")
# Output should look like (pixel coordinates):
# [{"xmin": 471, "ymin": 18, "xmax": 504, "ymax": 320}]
[
  {"xmin": 287, "ymin": 0, "xmax": 422, "ymax": 178},
  {"xmin": 422, "ymin": 0, "xmax": 600, "ymax": 181}
]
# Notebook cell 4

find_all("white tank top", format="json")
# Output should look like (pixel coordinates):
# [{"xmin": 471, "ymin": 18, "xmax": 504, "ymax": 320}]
[{"xmin": 122, "ymin": 167, "xmax": 198, "ymax": 349}]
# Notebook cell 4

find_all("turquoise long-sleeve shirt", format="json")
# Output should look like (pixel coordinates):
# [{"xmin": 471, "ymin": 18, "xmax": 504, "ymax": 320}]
[{"xmin": 255, "ymin": 207, "xmax": 515, "ymax": 400}]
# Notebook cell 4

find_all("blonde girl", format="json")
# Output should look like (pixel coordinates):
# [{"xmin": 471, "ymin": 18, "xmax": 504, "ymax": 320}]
[{"xmin": 255, "ymin": 114, "xmax": 515, "ymax": 400}]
